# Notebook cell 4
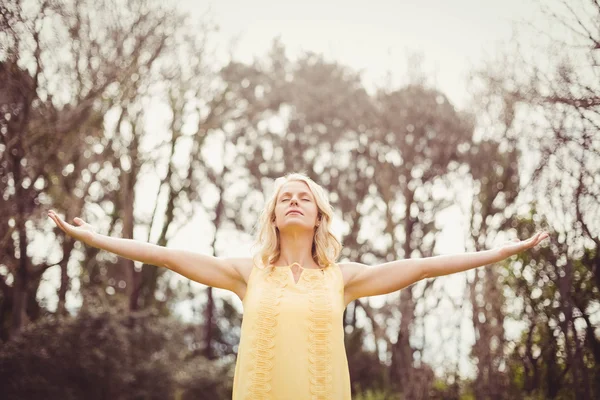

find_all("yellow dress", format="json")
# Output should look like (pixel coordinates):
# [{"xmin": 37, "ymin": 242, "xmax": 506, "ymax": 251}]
[{"xmin": 232, "ymin": 262, "xmax": 351, "ymax": 400}]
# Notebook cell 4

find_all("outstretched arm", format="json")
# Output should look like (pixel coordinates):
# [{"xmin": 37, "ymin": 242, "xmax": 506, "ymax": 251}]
[
  {"xmin": 47, "ymin": 210, "xmax": 249, "ymax": 297},
  {"xmin": 342, "ymin": 231, "xmax": 549, "ymax": 303}
]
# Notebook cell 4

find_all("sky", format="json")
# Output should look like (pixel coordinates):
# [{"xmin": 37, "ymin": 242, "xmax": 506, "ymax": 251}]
[
  {"xmin": 36, "ymin": 0, "xmax": 552, "ymax": 380},
  {"xmin": 180, "ymin": 0, "xmax": 540, "ymax": 108}
]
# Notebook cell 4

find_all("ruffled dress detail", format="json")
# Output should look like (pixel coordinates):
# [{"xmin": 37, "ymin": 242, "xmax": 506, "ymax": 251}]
[{"xmin": 232, "ymin": 262, "xmax": 350, "ymax": 400}]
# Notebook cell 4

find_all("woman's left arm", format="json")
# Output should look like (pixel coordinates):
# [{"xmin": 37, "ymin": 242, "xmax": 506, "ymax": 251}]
[{"xmin": 342, "ymin": 231, "xmax": 549, "ymax": 303}]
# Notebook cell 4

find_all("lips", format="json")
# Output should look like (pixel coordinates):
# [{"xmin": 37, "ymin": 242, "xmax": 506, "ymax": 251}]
[{"xmin": 286, "ymin": 210, "xmax": 303, "ymax": 216}]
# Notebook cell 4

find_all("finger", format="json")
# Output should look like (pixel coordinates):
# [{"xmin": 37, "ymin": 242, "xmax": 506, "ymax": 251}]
[
  {"xmin": 49, "ymin": 215, "xmax": 64, "ymax": 232},
  {"xmin": 48, "ymin": 213, "xmax": 58, "ymax": 225},
  {"xmin": 52, "ymin": 215, "xmax": 66, "ymax": 231},
  {"xmin": 527, "ymin": 233, "xmax": 540, "ymax": 243},
  {"xmin": 531, "ymin": 232, "xmax": 540, "ymax": 240},
  {"xmin": 531, "ymin": 232, "xmax": 547, "ymax": 247},
  {"xmin": 53, "ymin": 214, "xmax": 71, "ymax": 233},
  {"xmin": 76, "ymin": 217, "xmax": 88, "ymax": 227},
  {"xmin": 48, "ymin": 212, "xmax": 62, "ymax": 226}
]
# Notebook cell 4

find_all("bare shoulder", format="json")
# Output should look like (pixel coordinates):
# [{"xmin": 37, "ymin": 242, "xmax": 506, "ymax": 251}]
[
  {"xmin": 226, "ymin": 257, "xmax": 254, "ymax": 284},
  {"xmin": 338, "ymin": 261, "xmax": 370, "ymax": 307},
  {"xmin": 336, "ymin": 261, "xmax": 368, "ymax": 286}
]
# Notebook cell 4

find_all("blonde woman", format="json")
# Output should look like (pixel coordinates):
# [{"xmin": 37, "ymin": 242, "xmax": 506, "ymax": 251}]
[{"xmin": 48, "ymin": 172, "xmax": 549, "ymax": 399}]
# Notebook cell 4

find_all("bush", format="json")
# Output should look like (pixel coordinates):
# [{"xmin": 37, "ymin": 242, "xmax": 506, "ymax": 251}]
[{"xmin": 0, "ymin": 308, "xmax": 233, "ymax": 400}]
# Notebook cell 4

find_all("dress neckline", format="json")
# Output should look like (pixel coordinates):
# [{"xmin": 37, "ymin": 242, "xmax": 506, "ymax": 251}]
[{"xmin": 269, "ymin": 262, "xmax": 324, "ymax": 271}]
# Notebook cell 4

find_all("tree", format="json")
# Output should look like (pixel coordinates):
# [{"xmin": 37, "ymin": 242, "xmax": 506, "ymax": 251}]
[
  {"xmin": 372, "ymin": 83, "xmax": 473, "ymax": 399},
  {"xmin": 461, "ymin": 68, "xmax": 525, "ymax": 398},
  {"xmin": 470, "ymin": 0, "xmax": 600, "ymax": 397},
  {"xmin": 0, "ymin": 0, "xmax": 179, "ymax": 337}
]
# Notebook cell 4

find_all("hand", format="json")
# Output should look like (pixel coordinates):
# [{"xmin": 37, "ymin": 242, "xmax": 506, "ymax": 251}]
[
  {"xmin": 48, "ymin": 210, "xmax": 96, "ymax": 245},
  {"xmin": 497, "ymin": 231, "xmax": 549, "ymax": 258}
]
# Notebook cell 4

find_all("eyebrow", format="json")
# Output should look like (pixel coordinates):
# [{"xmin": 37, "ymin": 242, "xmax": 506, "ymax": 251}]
[{"xmin": 279, "ymin": 191, "xmax": 312, "ymax": 198}]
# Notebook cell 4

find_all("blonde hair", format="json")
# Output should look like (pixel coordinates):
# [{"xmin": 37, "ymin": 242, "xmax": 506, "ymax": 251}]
[{"xmin": 252, "ymin": 172, "xmax": 342, "ymax": 269}]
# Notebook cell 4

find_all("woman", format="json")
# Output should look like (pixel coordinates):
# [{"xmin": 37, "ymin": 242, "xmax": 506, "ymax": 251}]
[{"xmin": 48, "ymin": 172, "xmax": 548, "ymax": 399}]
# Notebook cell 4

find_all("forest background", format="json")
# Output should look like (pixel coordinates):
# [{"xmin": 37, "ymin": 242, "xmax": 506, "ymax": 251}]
[{"xmin": 1, "ymin": 0, "xmax": 598, "ymax": 399}]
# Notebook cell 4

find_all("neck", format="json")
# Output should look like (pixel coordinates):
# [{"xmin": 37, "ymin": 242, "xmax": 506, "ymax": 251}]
[{"xmin": 275, "ymin": 230, "xmax": 318, "ymax": 267}]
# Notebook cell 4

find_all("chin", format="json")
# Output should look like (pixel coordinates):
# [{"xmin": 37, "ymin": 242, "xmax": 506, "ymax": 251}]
[{"xmin": 281, "ymin": 223, "xmax": 312, "ymax": 232}]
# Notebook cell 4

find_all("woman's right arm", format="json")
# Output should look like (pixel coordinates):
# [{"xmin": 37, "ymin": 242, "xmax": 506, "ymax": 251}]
[
  {"xmin": 48, "ymin": 211, "xmax": 249, "ymax": 296},
  {"xmin": 92, "ymin": 234, "xmax": 249, "ymax": 294}
]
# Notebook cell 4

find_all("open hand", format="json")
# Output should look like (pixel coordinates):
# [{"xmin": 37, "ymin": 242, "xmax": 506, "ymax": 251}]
[
  {"xmin": 48, "ymin": 210, "xmax": 96, "ymax": 245},
  {"xmin": 497, "ymin": 231, "xmax": 549, "ymax": 258}
]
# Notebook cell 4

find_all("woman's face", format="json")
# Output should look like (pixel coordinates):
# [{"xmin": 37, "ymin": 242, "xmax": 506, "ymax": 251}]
[{"xmin": 273, "ymin": 180, "xmax": 320, "ymax": 233}]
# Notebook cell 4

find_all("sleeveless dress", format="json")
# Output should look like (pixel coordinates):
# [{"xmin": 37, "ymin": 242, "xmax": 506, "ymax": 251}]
[{"xmin": 232, "ymin": 262, "xmax": 351, "ymax": 400}]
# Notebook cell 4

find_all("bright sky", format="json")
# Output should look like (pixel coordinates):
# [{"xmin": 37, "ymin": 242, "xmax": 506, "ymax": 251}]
[{"xmin": 181, "ymin": 0, "xmax": 540, "ymax": 108}]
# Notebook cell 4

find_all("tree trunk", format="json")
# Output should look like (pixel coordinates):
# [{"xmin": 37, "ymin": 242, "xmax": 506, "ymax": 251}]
[
  {"xmin": 10, "ymin": 128, "xmax": 29, "ymax": 337},
  {"xmin": 203, "ymin": 287, "xmax": 215, "ymax": 359},
  {"xmin": 57, "ymin": 239, "xmax": 76, "ymax": 315},
  {"xmin": 391, "ymin": 186, "xmax": 417, "ymax": 396}
]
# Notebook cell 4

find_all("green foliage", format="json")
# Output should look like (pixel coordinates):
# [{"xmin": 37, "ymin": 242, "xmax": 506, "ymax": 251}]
[
  {"xmin": 345, "ymin": 326, "xmax": 394, "ymax": 395},
  {"xmin": 0, "ymin": 308, "xmax": 233, "ymax": 400},
  {"xmin": 354, "ymin": 388, "xmax": 402, "ymax": 400},
  {"xmin": 501, "ymin": 215, "xmax": 599, "ymax": 399}
]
